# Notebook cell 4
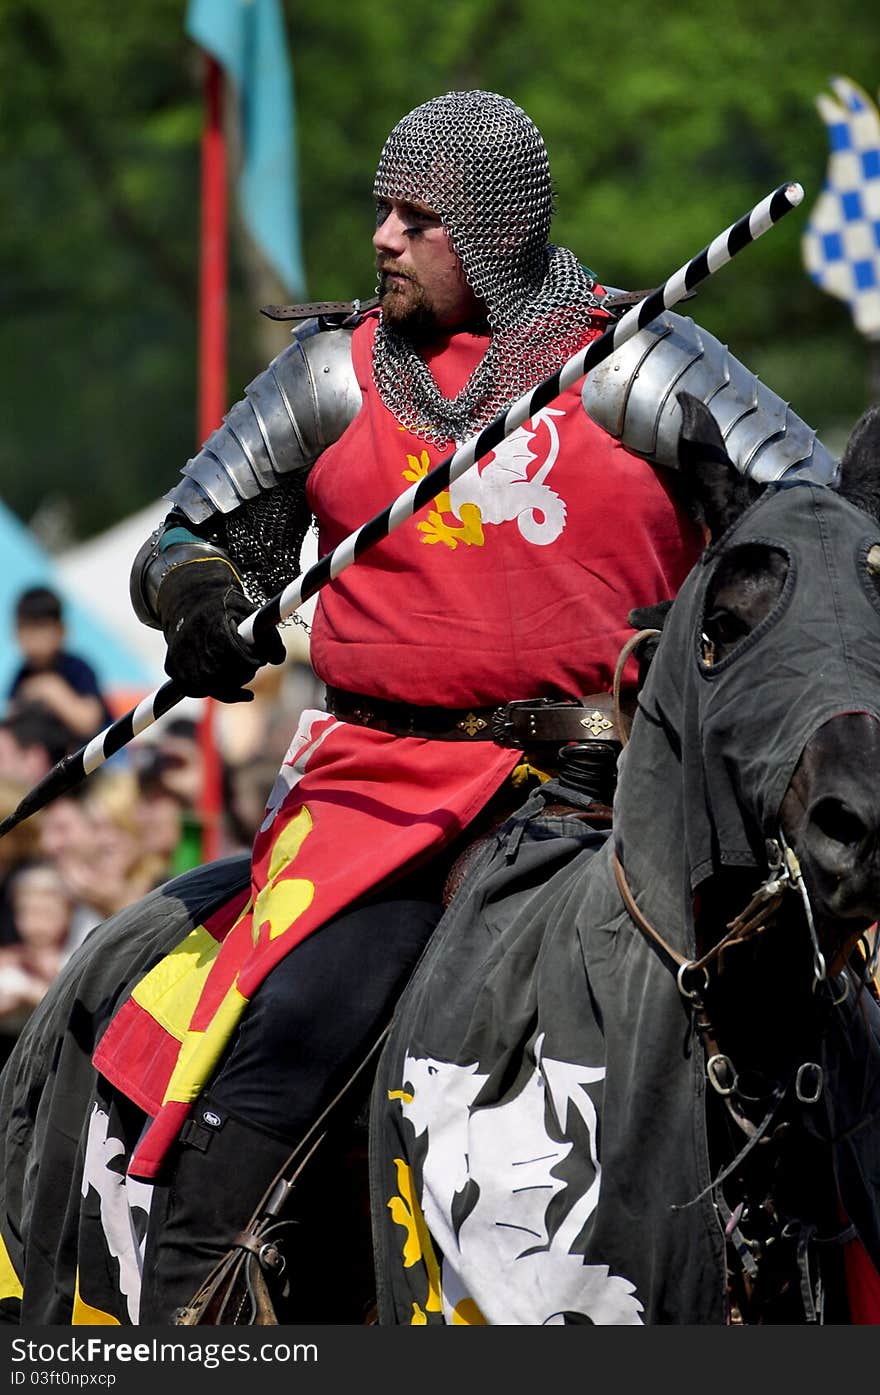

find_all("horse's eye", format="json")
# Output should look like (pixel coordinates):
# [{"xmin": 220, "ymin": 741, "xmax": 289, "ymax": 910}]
[
  {"xmin": 700, "ymin": 544, "xmax": 789, "ymax": 669},
  {"xmin": 701, "ymin": 609, "xmax": 749, "ymax": 663}
]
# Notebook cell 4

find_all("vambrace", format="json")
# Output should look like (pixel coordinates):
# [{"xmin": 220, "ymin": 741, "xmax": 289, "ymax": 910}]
[
  {"xmin": 580, "ymin": 312, "xmax": 838, "ymax": 486},
  {"xmin": 130, "ymin": 527, "xmax": 242, "ymax": 630},
  {"xmin": 166, "ymin": 317, "xmax": 362, "ymax": 524}
]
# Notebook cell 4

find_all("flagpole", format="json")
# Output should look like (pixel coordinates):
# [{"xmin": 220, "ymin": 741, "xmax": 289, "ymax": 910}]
[{"xmin": 195, "ymin": 52, "xmax": 227, "ymax": 864}]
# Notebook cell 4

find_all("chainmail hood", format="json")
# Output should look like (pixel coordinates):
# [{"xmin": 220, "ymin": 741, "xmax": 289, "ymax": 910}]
[{"xmin": 372, "ymin": 89, "xmax": 606, "ymax": 446}]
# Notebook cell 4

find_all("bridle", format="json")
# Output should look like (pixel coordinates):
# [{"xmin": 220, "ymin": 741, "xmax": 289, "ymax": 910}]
[
  {"xmin": 609, "ymin": 624, "xmax": 880, "ymax": 1321},
  {"xmin": 609, "ymin": 627, "xmax": 872, "ymax": 993},
  {"xmin": 612, "ymin": 834, "xmax": 847, "ymax": 995},
  {"xmin": 613, "ymin": 831, "xmax": 875, "ymax": 1322},
  {"xmin": 612, "ymin": 840, "xmax": 873, "ymax": 1322}
]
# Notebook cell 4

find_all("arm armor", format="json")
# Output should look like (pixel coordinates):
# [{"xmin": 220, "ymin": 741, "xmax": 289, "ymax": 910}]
[
  {"xmin": 131, "ymin": 317, "xmax": 361, "ymax": 628},
  {"xmin": 580, "ymin": 311, "xmax": 838, "ymax": 485},
  {"xmin": 167, "ymin": 316, "xmax": 361, "ymax": 523}
]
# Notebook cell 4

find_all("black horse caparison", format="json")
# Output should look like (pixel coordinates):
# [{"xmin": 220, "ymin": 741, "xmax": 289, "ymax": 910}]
[
  {"xmin": 4, "ymin": 396, "xmax": 880, "ymax": 1326},
  {"xmin": 369, "ymin": 394, "xmax": 880, "ymax": 1325}
]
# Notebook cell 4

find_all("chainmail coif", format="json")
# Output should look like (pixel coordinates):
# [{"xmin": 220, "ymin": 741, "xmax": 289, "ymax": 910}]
[{"xmin": 372, "ymin": 90, "xmax": 606, "ymax": 446}]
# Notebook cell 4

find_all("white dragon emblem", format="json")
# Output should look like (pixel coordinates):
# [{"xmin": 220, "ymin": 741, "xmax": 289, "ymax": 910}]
[
  {"xmin": 450, "ymin": 407, "xmax": 567, "ymax": 545},
  {"xmin": 81, "ymin": 1103, "xmax": 154, "ymax": 1322},
  {"xmin": 394, "ymin": 1032, "xmax": 644, "ymax": 1325}
]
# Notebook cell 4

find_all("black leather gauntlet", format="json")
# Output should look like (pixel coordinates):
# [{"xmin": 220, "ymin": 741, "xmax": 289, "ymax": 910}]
[{"xmin": 157, "ymin": 558, "xmax": 285, "ymax": 703}]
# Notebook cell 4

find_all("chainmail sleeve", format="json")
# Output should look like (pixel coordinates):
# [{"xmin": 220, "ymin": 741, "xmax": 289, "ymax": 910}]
[{"xmin": 193, "ymin": 475, "xmax": 315, "ymax": 609}]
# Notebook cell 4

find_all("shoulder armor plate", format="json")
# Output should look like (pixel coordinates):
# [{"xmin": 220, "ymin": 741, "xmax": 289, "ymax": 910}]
[
  {"xmin": 167, "ymin": 318, "xmax": 361, "ymax": 524},
  {"xmin": 581, "ymin": 312, "xmax": 838, "ymax": 486}
]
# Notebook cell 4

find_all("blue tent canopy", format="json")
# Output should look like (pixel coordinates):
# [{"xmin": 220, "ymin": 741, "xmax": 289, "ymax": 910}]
[{"xmin": 0, "ymin": 499, "xmax": 153, "ymax": 702}]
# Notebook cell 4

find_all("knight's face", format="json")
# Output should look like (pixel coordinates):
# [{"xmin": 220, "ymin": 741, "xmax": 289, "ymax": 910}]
[{"xmin": 373, "ymin": 198, "xmax": 485, "ymax": 337}]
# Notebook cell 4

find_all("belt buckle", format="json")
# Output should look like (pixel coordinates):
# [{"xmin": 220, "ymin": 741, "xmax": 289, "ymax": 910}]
[{"xmin": 490, "ymin": 697, "xmax": 561, "ymax": 748}]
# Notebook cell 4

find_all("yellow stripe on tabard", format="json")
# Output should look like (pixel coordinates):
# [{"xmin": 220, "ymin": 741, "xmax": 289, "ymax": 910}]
[
  {"xmin": 162, "ymin": 981, "xmax": 250, "ymax": 1106},
  {"xmin": 0, "ymin": 1228, "xmax": 22, "ymax": 1303},
  {"xmin": 131, "ymin": 907, "xmax": 250, "ymax": 1042}
]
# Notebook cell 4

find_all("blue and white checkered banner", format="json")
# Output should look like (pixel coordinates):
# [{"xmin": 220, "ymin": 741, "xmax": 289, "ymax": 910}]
[{"xmin": 802, "ymin": 76, "xmax": 880, "ymax": 339}]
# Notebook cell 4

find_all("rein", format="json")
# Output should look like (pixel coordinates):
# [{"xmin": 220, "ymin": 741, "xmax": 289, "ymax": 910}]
[
  {"xmin": 611, "ymin": 627, "xmax": 660, "ymax": 748},
  {"xmin": 611, "ymin": 843, "xmax": 790, "ymax": 987}
]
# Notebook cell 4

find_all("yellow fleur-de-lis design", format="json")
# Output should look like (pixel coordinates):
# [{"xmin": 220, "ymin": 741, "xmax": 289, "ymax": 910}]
[
  {"xmin": 403, "ymin": 449, "xmax": 452, "ymax": 514},
  {"xmin": 417, "ymin": 502, "xmax": 484, "ymax": 549},
  {"xmin": 402, "ymin": 450, "xmax": 485, "ymax": 548},
  {"xmin": 252, "ymin": 806, "xmax": 315, "ymax": 946}
]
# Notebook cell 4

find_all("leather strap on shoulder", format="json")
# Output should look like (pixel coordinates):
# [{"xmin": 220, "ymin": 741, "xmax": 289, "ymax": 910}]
[{"xmin": 260, "ymin": 296, "xmax": 380, "ymax": 323}]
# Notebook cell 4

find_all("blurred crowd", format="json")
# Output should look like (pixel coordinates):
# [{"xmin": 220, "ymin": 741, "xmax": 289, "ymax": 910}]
[{"xmin": 0, "ymin": 583, "xmax": 321, "ymax": 1065}]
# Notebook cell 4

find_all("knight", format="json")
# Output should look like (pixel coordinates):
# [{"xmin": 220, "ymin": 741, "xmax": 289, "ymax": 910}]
[{"xmin": 16, "ymin": 89, "xmax": 838, "ymax": 1324}]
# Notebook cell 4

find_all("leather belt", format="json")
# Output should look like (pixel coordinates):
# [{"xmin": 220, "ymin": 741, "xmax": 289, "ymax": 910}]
[{"xmin": 324, "ymin": 686, "xmax": 622, "ymax": 747}]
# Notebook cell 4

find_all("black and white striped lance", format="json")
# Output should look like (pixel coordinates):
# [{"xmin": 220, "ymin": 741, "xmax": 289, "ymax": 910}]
[
  {"xmin": 0, "ymin": 680, "xmax": 184, "ymax": 839},
  {"xmin": 0, "ymin": 181, "xmax": 803, "ymax": 838}
]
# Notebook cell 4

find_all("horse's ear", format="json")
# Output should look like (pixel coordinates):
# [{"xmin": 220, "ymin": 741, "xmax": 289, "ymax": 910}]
[
  {"xmin": 675, "ymin": 391, "xmax": 762, "ymax": 542},
  {"xmin": 627, "ymin": 600, "xmax": 674, "ymax": 689},
  {"xmin": 836, "ymin": 404, "xmax": 880, "ymax": 521},
  {"xmin": 627, "ymin": 600, "xmax": 673, "ymax": 632}
]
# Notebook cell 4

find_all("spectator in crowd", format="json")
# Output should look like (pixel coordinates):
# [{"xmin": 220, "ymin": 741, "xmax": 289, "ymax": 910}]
[
  {"xmin": 133, "ymin": 737, "xmax": 203, "ymax": 880},
  {"xmin": 59, "ymin": 767, "xmax": 169, "ymax": 927},
  {"xmin": 222, "ymin": 755, "xmax": 285, "ymax": 855},
  {"xmin": 0, "ymin": 777, "xmax": 42, "ymax": 947},
  {"xmin": 0, "ymin": 704, "xmax": 77, "ymax": 786},
  {"xmin": 36, "ymin": 785, "xmax": 104, "ymax": 956},
  {"xmin": 0, "ymin": 860, "xmax": 76, "ymax": 1064},
  {"xmin": 7, "ymin": 585, "xmax": 113, "ymax": 740},
  {"xmin": 147, "ymin": 718, "xmax": 204, "ymax": 813}
]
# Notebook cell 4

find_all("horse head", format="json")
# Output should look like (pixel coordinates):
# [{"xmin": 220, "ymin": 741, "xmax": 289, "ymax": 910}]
[{"xmin": 624, "ymin": 393, "xmax": 880, "ymax": 993}]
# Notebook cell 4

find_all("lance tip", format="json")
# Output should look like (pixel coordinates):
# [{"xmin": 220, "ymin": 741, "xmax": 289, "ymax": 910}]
[{"xmin": 784, "ymin": 182, "xmax": 805, "ymax": 207}]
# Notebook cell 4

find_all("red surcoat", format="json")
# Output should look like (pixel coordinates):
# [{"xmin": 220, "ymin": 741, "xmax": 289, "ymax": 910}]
[
  {"xmin": 97, "ymin": 308, "xmax": 704, "ymax": 1178},
  {"xmin": 309, "ymin": 312, "xmax": 702, "ymax": 705}
]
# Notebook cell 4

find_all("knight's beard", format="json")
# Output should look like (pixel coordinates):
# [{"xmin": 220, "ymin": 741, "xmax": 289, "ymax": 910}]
[{"xmin": 377, "ymin": 270, "xmax": 439, "ymax": 343}]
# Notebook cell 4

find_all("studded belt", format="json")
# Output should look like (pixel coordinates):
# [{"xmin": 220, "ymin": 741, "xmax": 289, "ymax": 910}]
[{"xmin": 323, "ymin": 686, "xmax": 622, "ymax": 747}]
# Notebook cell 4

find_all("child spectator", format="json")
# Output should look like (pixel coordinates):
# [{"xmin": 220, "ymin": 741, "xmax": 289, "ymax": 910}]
[{"xmin": 7, "ymin": 585, "xmax": 113, "ymax": 739}]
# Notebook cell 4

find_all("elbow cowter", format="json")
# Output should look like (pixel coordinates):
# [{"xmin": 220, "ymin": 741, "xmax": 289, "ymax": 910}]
[{"xmin": 130, "ymin": 315, "xmax": 364, "ymax": 627}]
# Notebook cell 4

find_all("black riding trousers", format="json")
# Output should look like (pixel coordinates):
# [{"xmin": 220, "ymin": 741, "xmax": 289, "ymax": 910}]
[
  {"xmin": 207, "ymin": 888, "xmax": 444, "ymax": 1138},
  {"xmin": 138, "ymin": 884, "xmax": 444, "ymax": 1321}
]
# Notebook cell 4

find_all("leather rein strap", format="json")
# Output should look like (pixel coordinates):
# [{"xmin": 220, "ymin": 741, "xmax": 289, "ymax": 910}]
[{"xmin": 611, "ymin": 847, "xmax": 786, "ymax": 986}]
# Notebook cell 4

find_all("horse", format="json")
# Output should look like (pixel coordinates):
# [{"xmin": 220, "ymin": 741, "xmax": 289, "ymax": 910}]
[
  {"xmin": 368, "ymin": 393, "xmax": 880, "ymax": 1325},
  {"xmin": 3, "ymin": 394, "xmax": 880, "ymax": 1326}
]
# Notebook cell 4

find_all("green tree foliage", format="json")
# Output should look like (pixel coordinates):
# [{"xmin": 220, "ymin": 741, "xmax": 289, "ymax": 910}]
[{"xmin": 2, "ymin": 0, "xmax": 879, "ymax": 540}]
